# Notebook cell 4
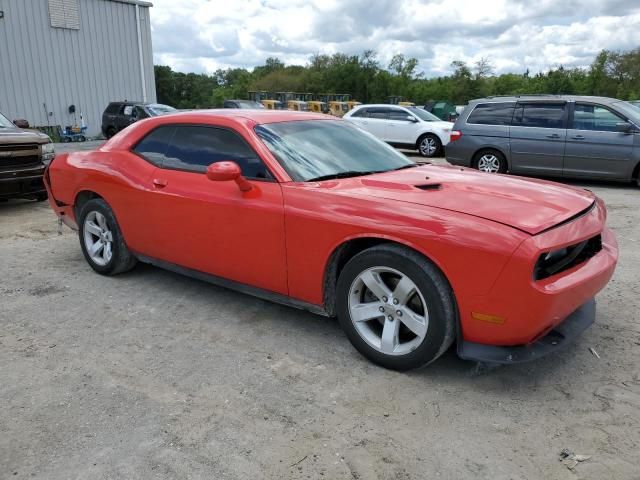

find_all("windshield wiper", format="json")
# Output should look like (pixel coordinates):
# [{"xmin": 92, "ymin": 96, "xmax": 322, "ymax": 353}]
[
  {"xmin": 306, "ymin": 170, "xmax": 383, "ymax": 182},
  {"xmin": 391, "ymin": 163, "xmax": 420, "ymax": 171}
]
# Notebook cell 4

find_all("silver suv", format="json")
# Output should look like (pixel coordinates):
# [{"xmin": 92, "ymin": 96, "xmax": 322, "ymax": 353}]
[{"xmin": 446, "ymin": 95, "xmax": 640, "ymax": 186}]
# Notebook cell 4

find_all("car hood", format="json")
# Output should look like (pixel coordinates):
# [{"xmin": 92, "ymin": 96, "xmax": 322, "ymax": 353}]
[
  {"xmin": 311, "ymin": 165, "xmax": 595, "ymax": 235},
  {"xmin": 0, "ymin": 127, "xmax": 50, "ymax": 144}
]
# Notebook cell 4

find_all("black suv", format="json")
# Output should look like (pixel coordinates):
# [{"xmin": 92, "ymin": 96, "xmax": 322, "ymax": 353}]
[{"xmin": 101, "ymin": 102, "xmax": 176, "ymax": 138}]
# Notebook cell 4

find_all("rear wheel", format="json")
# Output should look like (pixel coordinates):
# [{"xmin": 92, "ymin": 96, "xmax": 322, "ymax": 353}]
[
  {"xmin": 336, "ymin": 244, "xmax": 456, "ymax": 370},
  {"xmin": 105, "ymin": 127, "xmax": 117, "ymax": 139},
  {"xmin": 78, "ymin": 198, "xmax": 137, "ymax": 275},
  {"xmin": 473, "ymin": 149, "xmax": 507, "ymax": 173},
  {"xmin": 417, "ymin": 134, "xmax": 442, "ymax": 158}
]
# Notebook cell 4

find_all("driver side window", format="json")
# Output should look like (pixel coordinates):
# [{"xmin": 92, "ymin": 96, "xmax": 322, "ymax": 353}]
[{"xmin": 163, "ymin": 126, "xmax": 273, "ymax": 180}]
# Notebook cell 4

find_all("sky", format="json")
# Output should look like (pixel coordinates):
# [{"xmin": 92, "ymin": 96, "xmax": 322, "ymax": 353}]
[{"xmin": 149, "ymin": 0, "xmax": 640, "ymax": 77}]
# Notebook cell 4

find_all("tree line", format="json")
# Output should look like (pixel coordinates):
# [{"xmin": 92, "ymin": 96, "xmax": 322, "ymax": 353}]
[{"xmin": 154, "ymin": 47, "xmax": 640, "ymax": 109}]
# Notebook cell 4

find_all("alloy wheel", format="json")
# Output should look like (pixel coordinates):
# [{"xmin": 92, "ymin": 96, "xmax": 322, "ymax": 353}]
[
  {"xmin": 477, "ymin": 154, "xmax": 501, "ymax": 173},
  {"xmin": 348, "ymin": 266, "xmax": 429, "ymax": 356},
  {"xmin": 83, "ymin": 211, "xmax": 113, "ymax": 266},
  {"xmin": 419, "ymin": 137, "xmax": 437, "ymax": 156}
]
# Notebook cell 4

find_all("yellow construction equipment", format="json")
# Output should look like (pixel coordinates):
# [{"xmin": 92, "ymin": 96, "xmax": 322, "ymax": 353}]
[
  {"xmin": 287, "ymin": 100, "xmax": 309, "ymax": 111},
  {"xmin": 308, "ymin": 101, "xmax": 327, "ymax": 113},
  {"xmin": 328, "ymin": 101, "xmax": 349, "ymax": 117},
  {"xmin": 261, "ymin": 99, "xmax": 283, "ymax": 110}
]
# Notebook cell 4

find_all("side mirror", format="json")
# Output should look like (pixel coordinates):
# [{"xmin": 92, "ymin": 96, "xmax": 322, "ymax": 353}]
[
  {"xmin": 13, "ymin": 119, "xmax": 30, "ymax": 128},
  {"xmin": 206, "ymin": 161, "xmax": 252, "ymax": 192},
  {"xmin": 406, "ymin": 115, "xmax": 418, "ymax": 122},
  {"xmin": 616, "ymin": 122, "xmax": 634, "ymax": 133}
]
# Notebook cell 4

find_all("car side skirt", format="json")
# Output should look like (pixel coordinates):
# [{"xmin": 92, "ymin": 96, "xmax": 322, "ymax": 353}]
[
  {"xmin": 134, "ymin": 253, "xmax": 330, "ymax": 317},
  {"xmin": 457, "ymin": 298, "xmax": 595, "ymax": 364}
]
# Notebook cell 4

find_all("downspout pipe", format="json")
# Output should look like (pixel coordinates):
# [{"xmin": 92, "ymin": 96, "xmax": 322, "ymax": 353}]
[{"xmin": 135, "ymin": 4, "xmax": 147, "ymax": 102}]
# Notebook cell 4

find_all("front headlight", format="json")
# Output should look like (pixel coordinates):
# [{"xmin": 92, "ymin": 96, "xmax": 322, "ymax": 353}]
[
  {"xmin": 42, "ymin": 142, "xmax": 55, "ymax": 155},
  {"xmin": 41, "ymin": 142, "xmax": 55, "ymax": 165}
]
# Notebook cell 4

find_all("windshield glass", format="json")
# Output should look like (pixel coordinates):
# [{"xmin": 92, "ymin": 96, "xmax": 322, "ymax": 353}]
[
  {"xmin": 147, "ymin": 104, "xmax": 177, "ymax": 116},
  {"xmin": 255, "ymin": 120, "xmax": 413, "ymax": 182},
  {"xmin": 407, "ymin": 107, "xmax": 441, "ymax": 122},
  {"xmin": 613, "ymin": 101, "xmax": 640, "ymax": 124},
  {"xmin": 0, "ymin": 113, "xmax": 15, "ymax": 128}
]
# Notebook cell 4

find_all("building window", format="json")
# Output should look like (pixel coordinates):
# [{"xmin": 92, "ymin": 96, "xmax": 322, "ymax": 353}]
[{"xmin": 48, "ymin": 0, "xmax": 80, "ymax": 30}]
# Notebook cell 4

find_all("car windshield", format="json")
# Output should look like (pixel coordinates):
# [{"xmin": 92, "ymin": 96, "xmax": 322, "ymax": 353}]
[
  {"xmin": 407, "ymin": 107, "xmax": 441, "ymax": 122},
  {"xmin": 613, "ymin": 101, "xmax": 640, "ymax": 124},
  {"xmin": 0, "ymin": 113, "xmax": 15, "ymax": 128},
  {"xmin": 147, "ymin": 104, "xmax": 176, "ymax": 116},
  {"xmin": 255, "ymin": 120, "xmax": 414, "ymax": 182}
]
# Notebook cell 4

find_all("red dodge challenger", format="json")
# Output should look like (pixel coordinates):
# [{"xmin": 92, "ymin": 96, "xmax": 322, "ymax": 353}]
[{"xmin": 44, "ymin": 110, "xmax": 618, "ymax": 370}]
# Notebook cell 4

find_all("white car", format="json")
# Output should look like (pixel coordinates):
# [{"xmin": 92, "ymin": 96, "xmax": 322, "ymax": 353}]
[{"xmin": 343, "ymin": 104, "xmax": 454, "ymax": 158}]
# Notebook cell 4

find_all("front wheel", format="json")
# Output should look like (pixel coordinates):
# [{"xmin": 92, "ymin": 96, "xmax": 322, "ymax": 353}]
[
  {"xmin": 417, "ymin": 134, "xmax": 442, "ymax": 158},
  {"xmin": 336, "ymin": 244, "xmax": 456, "ymax": 370},
  {"xmin": 78, "ymin": 198, "xmax": 137, "ymax": 275}
]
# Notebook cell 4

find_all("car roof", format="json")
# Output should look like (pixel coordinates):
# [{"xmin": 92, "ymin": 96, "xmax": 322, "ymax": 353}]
[
  {"xmin": 351, "ymin": 104, "xmax": 412, "ymax": 109},
  {"xmin": 108, "ymin": 101, "xmax": 147, "ymax": 106},
  {"xmin": 139, "ymin": 109, "xmax": 331, "ymax": 125},
  {"xmin": 469, "ymin": 95, "xmax": 622, "ymax": 105}
]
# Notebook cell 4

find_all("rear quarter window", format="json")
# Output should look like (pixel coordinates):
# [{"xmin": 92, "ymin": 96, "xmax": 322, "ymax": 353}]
[
  {"xmin": 105, "ymin": 103, "xmax": 121, "ymax": 114},
  {"xmin": 350, "ymin": 108, "xmax": 367, "ymax": 118},
  {"xmin": 467, "ymin": 102, "xmax": 515, "ymax": 125},
  {"xmin": 132, "ymin": 126, "xmax": 175, "ymax": 166}
]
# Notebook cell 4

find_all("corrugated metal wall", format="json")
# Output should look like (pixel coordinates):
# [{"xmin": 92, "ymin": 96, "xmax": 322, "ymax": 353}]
[{"xmin": 0, "ymin": 0, "xmax": 156, "ymax": 137}]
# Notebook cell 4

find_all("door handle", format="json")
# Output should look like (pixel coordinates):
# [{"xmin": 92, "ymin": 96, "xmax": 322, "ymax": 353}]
[
  {"xmin": 152, "ymin": 178, "xmax": 168, "ymax": 188},
  {"xmin": 571, "ymin": 135, "xmax": 585, "ymax": 140},
  {"xmin": 546, "ymin": 133, "xmax": 560, "ymax": 139}
]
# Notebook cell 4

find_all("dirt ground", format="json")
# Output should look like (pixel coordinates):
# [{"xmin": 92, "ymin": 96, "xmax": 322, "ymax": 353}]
[{"xmin": 1, "ymin": 162, "xmax": 639, "ymax": 479}]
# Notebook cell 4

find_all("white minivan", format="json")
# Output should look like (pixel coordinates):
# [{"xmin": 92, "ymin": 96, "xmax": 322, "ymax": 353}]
[{"xmin": 343, "ymin": 104, "xmax": 454, "ymax": 157}]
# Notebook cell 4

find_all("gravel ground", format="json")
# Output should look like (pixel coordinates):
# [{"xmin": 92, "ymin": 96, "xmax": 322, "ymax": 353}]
[{"xmin": 1, "ymin": 157, "xmax": 639, "ymax": 479}]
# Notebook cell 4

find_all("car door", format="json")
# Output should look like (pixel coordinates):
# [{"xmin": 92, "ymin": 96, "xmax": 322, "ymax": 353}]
[
  {"xmin": 356, "ymin": 107, "xmax": 389, "ymax": 140},
  {"xmin": 509, "ymin": 102, "xmax": 567, "ymax": 176},
  {"xmin": 564, "ymin": 102, "xmax": 635, "ymax": 179},
  {"xmin": 386, "ymin": 108, "xmax": 417, "ymax": 144},
  {"xmin": 134, "ymin": 124, "xmax": 288, "ymax": 295}
]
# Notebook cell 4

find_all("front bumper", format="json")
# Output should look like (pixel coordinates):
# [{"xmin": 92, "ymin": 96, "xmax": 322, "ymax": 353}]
[
  {"xmin": 0, "ymin": 165, "xmax": 46, "ymax": 199},
  {"xmin": 458, "ymin": 298, "xmax": 596, "ymax": 363},
  {"xmin": 458, "ymin": 199, "xmax": 617, "ymax": 347}
]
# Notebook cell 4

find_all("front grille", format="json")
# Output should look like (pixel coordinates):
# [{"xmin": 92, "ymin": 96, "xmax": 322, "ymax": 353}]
[
  {"xmin": 0, "ymin": 155, "xmax": 41, "ymax": 169},
  {"xmin": 0, "ymin": 143, "xmax": 39, "ymax": 152},
  {"xmin": 534, "ymin": 234, "xmax": 602, "ymax": 280}
]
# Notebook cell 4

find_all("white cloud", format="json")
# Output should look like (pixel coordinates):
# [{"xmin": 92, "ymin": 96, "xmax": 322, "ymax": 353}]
[{"xmin": 148, "ymin": 0, "xmax": 640, "ymax": 76}]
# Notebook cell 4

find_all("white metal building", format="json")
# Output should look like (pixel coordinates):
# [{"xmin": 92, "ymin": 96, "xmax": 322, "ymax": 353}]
[{"xmin": 0, "ymin": 0, "xmax": 156, "ymax": 137}]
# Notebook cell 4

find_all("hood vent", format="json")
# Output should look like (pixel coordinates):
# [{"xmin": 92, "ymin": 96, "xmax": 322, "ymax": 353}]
[{"xmin": 415, "ymin": 183, "xmax": 442, "ymax": 191}]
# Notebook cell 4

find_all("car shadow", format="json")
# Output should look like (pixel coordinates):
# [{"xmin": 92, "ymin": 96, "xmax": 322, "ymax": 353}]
[{"xmin": 115, "ymin": 262, "xmax": 588, "ymax": 391}]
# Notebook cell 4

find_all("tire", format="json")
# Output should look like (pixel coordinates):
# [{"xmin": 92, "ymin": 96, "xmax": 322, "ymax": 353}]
[
  {"xmin": 105, "ymin": 127, "xmax": 117, "ymax": 139},
  {"xmin": 78, "ymin": 135, "xmax": 86, "ymax": 142},
  {"xmin": 473, "ymin": 149, "xmax": 507, "ymax": 173},
  {"xmin": 77, "ymin": 198, "xmax": 137, "ymax": 275},
  {"xmin": 417, "ymin": 134, "xmax": 442, "ymax": 158},
  {"xmin": 63, "ymin": 136, "xmax": 71, "ymax": 143},
  {"xmin": 35, "ymin": 193, "xmax": 48, "ymax": 202},
  {"xmin": 336, "ymin": 244, "xmax": 456, "ymax": 371}
]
